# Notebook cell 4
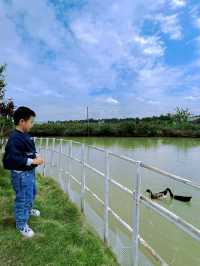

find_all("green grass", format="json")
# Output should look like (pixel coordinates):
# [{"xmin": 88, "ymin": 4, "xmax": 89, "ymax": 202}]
[{"xmin": 0, "ymin": 165, "xmax": 118, "ymax": 266}]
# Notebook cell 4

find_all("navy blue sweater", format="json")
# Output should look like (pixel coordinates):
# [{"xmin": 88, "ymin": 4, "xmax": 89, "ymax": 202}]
[{"xmin": 3, "ymin": 129, "xmax": 38, "ymax": 171}]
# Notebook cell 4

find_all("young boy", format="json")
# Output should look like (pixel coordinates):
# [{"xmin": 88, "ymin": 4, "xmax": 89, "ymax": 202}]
[{"xmin": 2, "ymin": 106, "xmax": 44, "ymax": 238}]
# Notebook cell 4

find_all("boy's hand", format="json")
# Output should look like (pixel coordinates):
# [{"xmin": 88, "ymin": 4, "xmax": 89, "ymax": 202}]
[{"xmin": 32, "ymin": 155, "xmax": 44, "ymax": 165}]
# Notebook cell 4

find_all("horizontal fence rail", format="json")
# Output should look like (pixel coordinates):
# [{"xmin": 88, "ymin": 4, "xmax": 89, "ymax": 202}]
[
  {"xmin": 141, "ymin": 163, "xmax": 200, "ymax": 190},
  {"xmin": 1, "ymin": 137, "xmax": 199, "ymax": 266}
]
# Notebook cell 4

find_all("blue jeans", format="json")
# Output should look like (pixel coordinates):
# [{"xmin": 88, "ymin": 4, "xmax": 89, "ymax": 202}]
[{"xmin": 10, "ymin": 169, "xmax": 37, "ymax": 230}]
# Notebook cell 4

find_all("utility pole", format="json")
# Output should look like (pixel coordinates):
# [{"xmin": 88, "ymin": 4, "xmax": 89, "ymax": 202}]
[{"xmin": 86, "ymin": 106, "xmax": 89, "ymax": 136}]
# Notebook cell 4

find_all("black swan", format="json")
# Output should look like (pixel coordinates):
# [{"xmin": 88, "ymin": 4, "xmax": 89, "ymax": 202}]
[
  {"xmin": 146, "ymin": 188, "xmax": 168, "ymax": 200},
  {"xmin": 146, "ymin": 188, "xmax": 192, "ymax": 202},
  {"xmin": 166, "ymin": 188, "xmax": 192, "ymax": 202}
]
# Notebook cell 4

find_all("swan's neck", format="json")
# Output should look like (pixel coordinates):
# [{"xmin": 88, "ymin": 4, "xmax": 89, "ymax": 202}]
[{"xmin": 167, "ymin": 188, "xmax": 173, "ymax": 197}]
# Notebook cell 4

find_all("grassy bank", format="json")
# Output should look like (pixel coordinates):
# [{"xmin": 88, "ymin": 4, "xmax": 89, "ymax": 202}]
[{"xmin": 0, "ymin": 165, "xmax": 118, "ymax": 266}]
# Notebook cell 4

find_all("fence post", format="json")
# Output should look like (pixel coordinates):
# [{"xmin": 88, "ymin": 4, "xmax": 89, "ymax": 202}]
[
  {"xmin": 41, "ymin": 138, "xmax": 45, "ymax": 176},
  {"xmin": 132, "ymin": 161, "xmax": 142, "ymax": 266},
  {"xmin": 104, "ymin": 150, "xmax": 109, "ymax": 245},
  {"xmin": 33, "ymin": 137, "xmax": 36, "ymax": 154},
  {"xmin": 58, "ymin": 138, "xmax": 63, "ymax": 186},
  {"xmin": 51, "ymin": 137, "xmax": 55, "ymax": 167},
  {"xmin": 81, "ymin": 143, "xmax": 86, "ymax": 213},
  {"xmin": 67, "ymin": 140, "xmax": 72, "ymax": 196},
  {"xmin": 39, "ymin": 137, "xmax": 42, "ymax": 153},
  {"xmin": 38, "ymin": 138, "xmax": 42, "ymax": 175},
  {"xmin": 43, "ymin": 137, "xmax": 49, "ymax": 176}
]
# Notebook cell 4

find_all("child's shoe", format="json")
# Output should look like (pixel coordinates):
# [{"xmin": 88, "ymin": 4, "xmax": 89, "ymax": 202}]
[
  {"xmin": 19, "ymin": 224, "xmax": 35, "ymax": 238},
  {"xmin": 30, "ymin": 208, "xmax": 40, "ymax": 217}
]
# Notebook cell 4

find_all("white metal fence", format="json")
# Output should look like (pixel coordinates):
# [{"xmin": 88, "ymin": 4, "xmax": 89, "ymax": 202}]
[{"xmin": 1, "ymin": 137, "xmax": 200, "ymax": 266}]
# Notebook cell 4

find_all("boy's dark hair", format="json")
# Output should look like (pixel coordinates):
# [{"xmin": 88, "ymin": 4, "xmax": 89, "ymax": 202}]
[{"xmin": 13, "ymin": 106, "xmax": 36, "ymax": 125}]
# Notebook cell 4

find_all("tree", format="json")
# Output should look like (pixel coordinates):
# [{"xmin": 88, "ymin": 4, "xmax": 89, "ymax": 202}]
[
  {"xmin": 0, "ymin": 64, "xmax": 14, "ymax": 147},
  {"xmin": 174, "ymin": 107, "xmax": 191, "ymax": 123},
  {"xmin": 0, "ymin": 64, "xmax": 6, "ymax": 101}
]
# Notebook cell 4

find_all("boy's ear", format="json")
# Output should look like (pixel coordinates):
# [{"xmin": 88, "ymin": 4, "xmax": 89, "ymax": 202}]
[{"xmin": 20, "ymin": 118, "xmax": 25, "ymax": 124}]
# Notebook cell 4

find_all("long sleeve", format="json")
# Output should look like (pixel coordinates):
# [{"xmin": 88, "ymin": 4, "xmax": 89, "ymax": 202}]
[
  {"xmin": 26, "ymin": 158, "xmax": 33, "ymax": 166},
  {"xmin": 6, "ymin": 138, "xmax": 28, "ymax": 168}
]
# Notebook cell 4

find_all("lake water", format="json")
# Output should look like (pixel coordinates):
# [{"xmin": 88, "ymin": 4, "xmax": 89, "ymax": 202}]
[{"xmin": 37, "ymin": 137, "xmax": 200, "ymax": 266}]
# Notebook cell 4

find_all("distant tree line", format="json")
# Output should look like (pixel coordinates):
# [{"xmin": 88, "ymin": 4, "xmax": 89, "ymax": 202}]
[{"xmin": 32, "ymin": 109, "xmax": 200, "ymax": 138}]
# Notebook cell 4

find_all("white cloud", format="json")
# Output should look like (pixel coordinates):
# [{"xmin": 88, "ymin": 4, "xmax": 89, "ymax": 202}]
[
  {"xmin": 136, "ymin": 97, "xmax": 161, "ymax": 105},
  {"xmin": 71, "ymin": 20, "xmax": 99, "ymax": 44},
  {"xmin": 8, "ymin": 0, "xmax": 68, "ymax": 52},
  {"xmin": 190, "ymin": 6, "xmax": 200, "ymax": 31},
  {"xmin": 0, "ymin": 0, "xmax": 199, "ymax": 120},
  {"xmin": 105, "ymin": 97, "xmax": 119, "ymax": 104},
  {"xmin": 155, "ymin": 14, "xmax": 183, "ymax": 40},
  {"xmin": 136, "ymin": 97, "xmax": 145, "ymax": 102},
  {"xmin": 183, "ymin": 86, "xmax": 200, "ymax": 101},
  {"xmin": 134, "ymin": 35, "xmax": 165, "ymax": 56},
  {"xmin": 13, "ymin": 86, "xmax": 26, "ymax": 93},
  {"xmin": 195, "ymin": 17, "xmax": 200, "ymax": 29},
  {"xmin": 43, "ymin": 89, "xmax": 63, "ymax": 98},
  {"xmin": 190, "ymin": 7, "xmax": 200, "ymax": 53},
  {"xmin": 184, "ymin": 96, "xmax": 199, "ymax": 100},
  {"xmin": 147, "ymin": 100, "xmax": 161, "ymax": 105},
  {"xmin": 171, "ymin": 0, "xmax": 186, "ymax": 9}
]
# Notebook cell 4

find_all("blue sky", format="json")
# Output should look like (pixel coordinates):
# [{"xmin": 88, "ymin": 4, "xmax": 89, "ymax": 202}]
[{"xmin": 1, "ymin": 0, "xmax": 200, "ymax": 121}]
